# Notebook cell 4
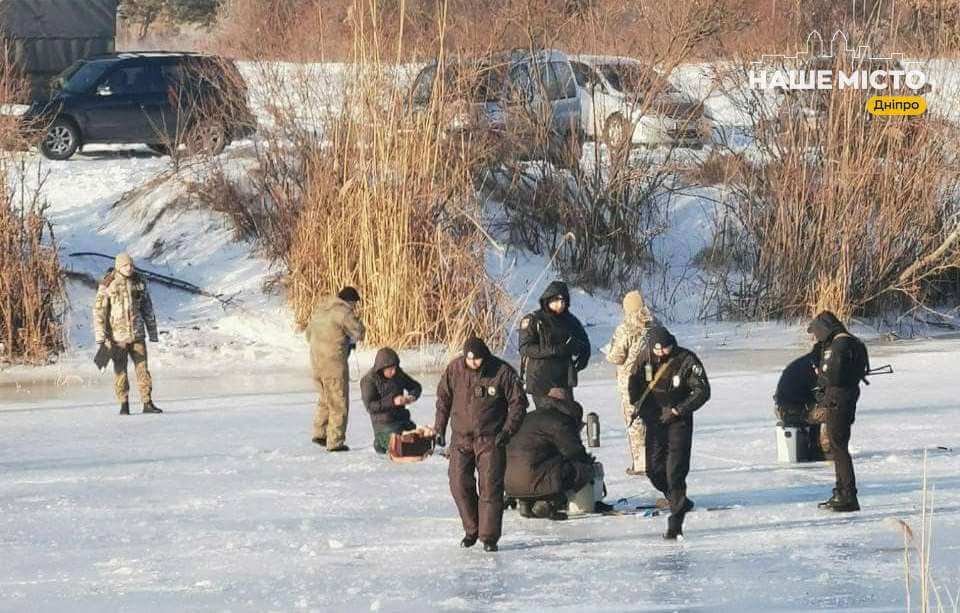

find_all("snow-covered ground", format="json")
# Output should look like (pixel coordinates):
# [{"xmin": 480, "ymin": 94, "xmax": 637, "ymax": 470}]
[{"xmin": 2, "ymin": 339, "xmax": 958, "ymax": 611}]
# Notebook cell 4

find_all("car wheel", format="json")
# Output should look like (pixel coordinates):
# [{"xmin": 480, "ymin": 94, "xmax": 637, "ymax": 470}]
[
  {"xmin": 185, "ymin": 122, "xmax": 228, "ymax": 156},
  {"xmin": 40, "ymin": 118, "xmax": 80, "ymax": 161},
  {"xmin": 602, "ymin": 114, "xmax": 632, "ymax": 150},
  {"xmin": 146, "ymin": 143, "xmax": 170, "ymax": 155}
]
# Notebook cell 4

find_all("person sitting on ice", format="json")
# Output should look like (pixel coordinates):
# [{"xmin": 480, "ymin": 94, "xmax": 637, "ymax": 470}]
[
  {"xmin": 504, "ymin": 387, "xmax": 611, "ymax": 519},
  {"xmin": 360, "ymin": 348, "xmax": 423, "ymax": 454}
]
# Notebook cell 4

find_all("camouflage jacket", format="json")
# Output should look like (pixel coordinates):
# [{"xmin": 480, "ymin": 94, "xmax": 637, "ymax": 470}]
[
  {"xmin": 93, "ymin": 271, "xmax": 158, "ymax": 345},
  {"xmin": 304, "ymin": 295, "xmax": 365, "ymax": 373},
  {"xmin": 607, "ymin": 310, "xmax": 659, "ymax": 383}
]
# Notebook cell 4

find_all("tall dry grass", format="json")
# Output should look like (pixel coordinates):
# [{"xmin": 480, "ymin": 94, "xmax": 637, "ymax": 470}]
[
  {"xmin": 0, "ymin": 162, "xmax": 67, "ymax": 364},
  {"xmin": 0, "ymin": 55, "xmax": 66, "ymax": 364},
  {"xmin": 707, "ymin": 48, "xmax": 960, "ymax": 320}
]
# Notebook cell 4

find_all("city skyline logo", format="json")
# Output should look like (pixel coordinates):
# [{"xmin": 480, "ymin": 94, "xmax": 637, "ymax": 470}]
[{"xmin": 748, "ymin": 29, "xmax": 929, "ymax": 92}]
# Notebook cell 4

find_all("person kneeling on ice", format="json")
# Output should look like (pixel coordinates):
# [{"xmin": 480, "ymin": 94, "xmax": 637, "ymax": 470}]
[
  {"xmin": 360, "ymin": 348, "xmax": 423, "ymax": 454},
  {"xmin": 629, "ymin": 326, "xmax": 710, "ymax": 540},
  {"xmin": 504, "ymin": 387, "xmax": 612, "ymax": 519}
]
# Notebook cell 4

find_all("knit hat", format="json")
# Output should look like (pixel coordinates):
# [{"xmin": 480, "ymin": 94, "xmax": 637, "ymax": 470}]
[
  {"xmin": 647, "ymin": 326, "xmax": 676, "ymax": 351},
  {"xmin": 622, "ymin": 290, "xmax": 646, "ymax": 315},
  {"xmin": 463, "ymin": 336, "xmax": 491, "ymax": 361},
  {"xmin": 337, "ymin": 286, "xmax": 361, "ymax": 303}
]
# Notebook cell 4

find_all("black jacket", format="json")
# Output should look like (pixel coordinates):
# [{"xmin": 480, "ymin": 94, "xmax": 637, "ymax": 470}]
[
  {"xmin": 360, "ymin": 348, "xmax": 422, "ymax": 433},
  {"xmin": 504, "ymin": 396, "xmax": 592, "ymax": 498},
  {"xmin": 628, "ymin": 346, "xmax": 710, "ymax": 423},
  {"xmin": 518, "ymin": 281, "xmax": 591, "ymax": 395},
  {"xmin": 808, "ymin": 313, "xmax": 866, "ymax": 409},
  {"xmin": 775, "ymin": 349, "xmax": 819, "ymax": 408}
]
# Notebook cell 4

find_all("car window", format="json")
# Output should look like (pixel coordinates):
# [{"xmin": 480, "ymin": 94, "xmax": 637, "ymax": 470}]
[
  {"xmin": 550, "ymin": 62, "xmax": 577, "ymax": 99},
  {"xmin": 570, "ymin": 62, "xmax": 592, "ymax": 87},
  {"xmin": 100, "ymin": 64, "xmax": 165, "ymax": 95},
  {"xmin": 508, "ymin": 63, "xmax": 534, "ymax": 104},
  {"xmin": 411, "ymin": 65, "xmax": 436, "ymax": 105},
  {"xmin": 60, "ymin": 60, "xmax": 114, "ymax": 94}
]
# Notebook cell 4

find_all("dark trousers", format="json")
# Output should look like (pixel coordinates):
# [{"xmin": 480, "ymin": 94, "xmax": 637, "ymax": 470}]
[
  {"xmin": 373, "ymin": 420, "xmax": 417, "ymax": 454},
  {"xmin": 826, "ymin": 405, "xmax": 857, "ymax": 492},
  {"xmin": 448, "ymin": 436, "xmax": 507, "ymax": 543},
  {"xmin": 644, "ymin": 417, "xmax": 693, "ymax": 514}
]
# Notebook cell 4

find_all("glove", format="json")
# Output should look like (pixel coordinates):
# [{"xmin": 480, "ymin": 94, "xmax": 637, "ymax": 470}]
[
  {"xmin": 495, "ymin": 431, "xmax": 511, "ymax": 448},
  {"xmin": 98, "ymin": 339, "xmax": 112, "ymax": 350},
  {"xmin": 659, "ymin": 407, "xmax": 681, "ymax": 425},
  {"xmin": 435, "ymin": 433, "xmax": 446, "ymax": 447}
]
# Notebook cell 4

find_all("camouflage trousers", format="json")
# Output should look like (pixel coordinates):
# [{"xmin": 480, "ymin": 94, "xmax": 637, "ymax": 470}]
[
  {"xmin": 621, "ymin": 395, "xmax": 646, "ymax": 472},
  {"xmin": 313, "ymin": 363, "xmax": 350, "ymax": 449},
  {"xmin": 112, "ymin": 340, "xmax": 152, "ymax": 403}
]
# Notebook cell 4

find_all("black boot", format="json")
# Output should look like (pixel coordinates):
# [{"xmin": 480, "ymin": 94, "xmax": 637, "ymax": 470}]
[
  {"xmin": 460, "ymin": 535, "xmax": 478, "ymax": 548},
  {"xmin": 664, "ymin": 498, "xmax": 694, "ymax": 540},
  {"xmin": 328, "ymin": 444, "xmax": 350, "ymax": 452},
  {"xmin": 831, "ymin": 489, "xmax": 860, "ymax": 513},
  {"xmin": 818, "ymin": 488, "xmax": 839, "ymax": 509},
  {"xmin": 482, "ymin": 541, "xmax": 499, "ymax": 552},
  {"xmin": 518, "ymin": 500, "xmax": 535, "ymax": 518},
  {"xmin": 311, "ymin": 437, "xmax": 326, "ymax": 447},
  {"xmin": 119, "ymin": 401, "xmax": 130, "ymax": 415},
  {"xmin": 142, "ymin": 401, "xmax": 162, "ymax": 414}
]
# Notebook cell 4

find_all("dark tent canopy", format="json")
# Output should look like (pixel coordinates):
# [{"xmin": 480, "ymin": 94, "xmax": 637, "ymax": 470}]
[{"xmin": 1, "ymin": 0, "xmax": 118, "ymax": 99}]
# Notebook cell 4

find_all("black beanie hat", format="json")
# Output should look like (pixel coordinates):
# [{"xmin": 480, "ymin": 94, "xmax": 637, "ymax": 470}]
[
  {"xmin": 463, "ymin": 336, "xmax": 491, "ymax": 361},
  {"xmin": 337, "ymin": 286, "xmax": 361, "ymax": 303},
  {"xmin": 647, "ymin": 326, "xmax": 677, "ymax": 350}
]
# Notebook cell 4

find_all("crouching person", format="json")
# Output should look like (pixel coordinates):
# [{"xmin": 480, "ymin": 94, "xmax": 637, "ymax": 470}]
[
  {"xmin": 505, "ymin": 387, "xmax": 610, "ymax": 519},
  {"xmin": 360, "ymin": 348, "xmax": 423, "ymax": 454}
]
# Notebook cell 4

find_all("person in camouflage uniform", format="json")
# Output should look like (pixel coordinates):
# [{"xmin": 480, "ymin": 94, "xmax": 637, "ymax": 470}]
[
  {"xmin": 606, "ymin": 290, "xmax": 658, "ymax": 475},
  {"xmin": 303, "ymin": 287, "xmax": 365, "ymax": 452},
  {"xmin": 93, "ymin": 253, "xmax": 162, "ymax": 415}
]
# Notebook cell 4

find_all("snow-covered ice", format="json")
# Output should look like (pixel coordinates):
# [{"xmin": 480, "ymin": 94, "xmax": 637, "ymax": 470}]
[{"xmin": 2, "ymin": 339, "xmax": 958, "ymax": 611}]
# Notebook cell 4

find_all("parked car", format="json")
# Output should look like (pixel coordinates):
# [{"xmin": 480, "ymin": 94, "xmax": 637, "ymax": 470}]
[
  {"xmin": 22, "ymin": 51, "xmax": 256, "ymax": 161},
  {"xmin": 569, "ymin": 55, "xmax": 711, "ymax": 149},
  {"xmin": 408, "ymin": 49, "xmax": 584, "ymax": 168}
]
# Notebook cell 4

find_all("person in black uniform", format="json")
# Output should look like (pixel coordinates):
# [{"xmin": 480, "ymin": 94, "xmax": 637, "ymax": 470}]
[
  {"xmin": 808, "ymin": 311, "xmax": 868, "ymax": 513},
  {"xmin": 518, "ymin": 281, "xmax": 590, "ymax": 409},
  {"xmin": 629, "ymin": 326, "xmax": 710, "ymax": 540}
]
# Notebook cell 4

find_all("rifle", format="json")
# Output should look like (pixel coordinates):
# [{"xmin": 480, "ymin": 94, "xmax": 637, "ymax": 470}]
[{"xmin": 866, "ymin": 365, "xmax": 894, "ymax": 376}]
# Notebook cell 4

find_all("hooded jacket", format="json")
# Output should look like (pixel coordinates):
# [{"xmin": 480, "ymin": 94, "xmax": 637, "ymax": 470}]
[
  {"xmin": 504, "ymin": 395, "xmax": 593, "ymax": 498},
  {"xmin": 434, "ymin": 350, "xmax": 527, "ymax": 443},
  {"xmin": 807, "ymin": 312, "xmax": 867, "ymax": 408},
  {"xmin": 304, "ymin": 295, "xmax": 365, "ymax": 374},
  {"xmin": 518, "ymin": 281, "xmax": 591, "ymax": 395},
  {"xmin": 360, "ymin": 348, "xmax": 423, "ymax": 433}
]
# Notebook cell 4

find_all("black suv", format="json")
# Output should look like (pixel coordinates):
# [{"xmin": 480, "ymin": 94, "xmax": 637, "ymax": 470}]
[{"xmin": 25, "ymin": 51, "xmax": 256, "ymax": 160}]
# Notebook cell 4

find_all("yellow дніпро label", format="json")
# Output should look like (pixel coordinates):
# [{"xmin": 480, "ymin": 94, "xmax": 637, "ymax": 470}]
[{"xmin": 867, "ymin": 96, "xmax": 927, "ymax": 116}]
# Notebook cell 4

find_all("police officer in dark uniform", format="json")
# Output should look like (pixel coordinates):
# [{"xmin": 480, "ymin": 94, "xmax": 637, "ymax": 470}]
[
  {"xmin": 434, "ymin": 337, "xmax": 528, "ymax": 552},
  {"xmin": 519, "ymin": 281, "xmax": 590, "ymax": 408},
  {"xmin": 629, "ymin": 326, "xmax": 710, "ymax": 539},
  {"xmin": 808, "ymin": 311, "xmax": 868, "ymax": 513}
]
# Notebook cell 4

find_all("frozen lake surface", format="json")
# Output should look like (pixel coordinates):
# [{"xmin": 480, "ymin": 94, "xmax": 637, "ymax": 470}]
[{"xmin": 2, "ymin": 341, "xmax": 958, "ymax": 612}]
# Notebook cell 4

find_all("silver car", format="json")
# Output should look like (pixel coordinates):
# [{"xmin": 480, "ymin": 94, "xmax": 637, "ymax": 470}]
[
  {"xmin": 570, "ymin": 55, "xmax": 711, "ymax": 149},
  {"xmin": 409, "ymin": 49, "xmax": 584, "ymax": 168}
]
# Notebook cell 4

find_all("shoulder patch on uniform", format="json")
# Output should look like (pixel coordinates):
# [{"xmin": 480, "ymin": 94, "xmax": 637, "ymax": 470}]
[{"xmin": 692, "ymin": 364, "xmax": 702, "ymax": 376}]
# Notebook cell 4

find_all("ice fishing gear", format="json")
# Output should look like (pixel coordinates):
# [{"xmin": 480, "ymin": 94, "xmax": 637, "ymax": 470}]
[
  {"xmin": 628, "ymin": 357, "xmax": 675, "ymax": 427},
  {"xmin": 585, "ymin": 412, "xmax": 600, "ymax": 448},
  {"xmin": 387, "ymin": 427, "xmax": 436, "ymax": 463},
  {"xmin": 866, "ymin": 364, "xmax": 893, "ymax": 376}
]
